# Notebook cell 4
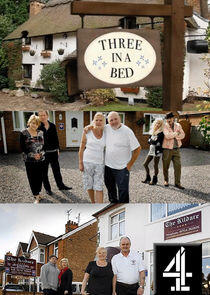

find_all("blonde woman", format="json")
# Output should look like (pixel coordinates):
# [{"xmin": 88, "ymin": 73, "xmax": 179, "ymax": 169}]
[
  {"xmin": 58, "ymin": 258, "xmax": 73, "ymax": 295},
  {"xmin": 20, "ymin": 114, "xmax": 45, "ymax": 203},
  {"xmin": 81, "ymin": 247, "xmax": 113, "ymax": 295},
  {"xmin": 79, "ymin": 113, "xmax": 106, "ymax": 203},
  {"xmin": 142, "ymin": 119, "xmax": 164, "ymax": 185}
]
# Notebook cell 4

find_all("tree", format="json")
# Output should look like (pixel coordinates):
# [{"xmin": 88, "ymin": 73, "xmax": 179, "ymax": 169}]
[{"xmin": 0, "ymin": 0, "xmax": 29, "ymax": 88}]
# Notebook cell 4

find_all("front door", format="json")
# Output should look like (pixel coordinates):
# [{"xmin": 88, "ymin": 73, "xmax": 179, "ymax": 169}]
[{"xmin": 66, "ymin": 112, "xmax": 84, "ymax": 147}]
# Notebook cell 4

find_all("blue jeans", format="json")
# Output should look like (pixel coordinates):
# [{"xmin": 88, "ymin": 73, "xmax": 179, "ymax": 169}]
[{"xmin": 104, "ymin": 165, "xmax": 130, "ymax": 203}]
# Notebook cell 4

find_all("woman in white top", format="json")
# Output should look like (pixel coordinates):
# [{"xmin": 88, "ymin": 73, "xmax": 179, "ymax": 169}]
[{"xmin": 79, "ymin": 112, "xmax": 106, "ymax": 203}]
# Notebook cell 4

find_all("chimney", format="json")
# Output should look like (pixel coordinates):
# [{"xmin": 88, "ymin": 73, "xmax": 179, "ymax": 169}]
[
  {"xmin": 65, "ymin": 220, "xmax": 78, "ymax": 233},
  {"xmin": 30, "ymin": 0, "xmax": 45, "ymax": 17}
]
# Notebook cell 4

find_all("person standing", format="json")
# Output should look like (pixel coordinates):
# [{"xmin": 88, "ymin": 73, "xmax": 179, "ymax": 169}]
[
  {"xmin": 38, "ymin": 111, "xmax": 72, "ymax": 195},
  {"xmin": 58, "ymin": 258, "xmax": 73, "ymax": 295},
  {"xmin": 40, "ymin": 255, "xmax": 60, "ymax": 295},
  {"xmin": 79, "ymin": 112, "xmax": 106, "ymax": 203},
  {"xmin": 81, "ymin": 247, "xmax": 113, "ymax": 295},
  {"xmin": 104, "ymin": 112, "xmax": 141, "ymax": 203},
  {"xmin": 142, "ymin": 119, "xmax": 164, "ymax": 185},
  {"xmin": 111, "ymin": 237, "xmax": 145, "ymax": 295},
  {"xmin": 20, "ymin": 114, "xmax": 45, "ymax": 203},
  {"xmin": 162, "ymin": 112, "xmax": 185, "ymax": 189}
]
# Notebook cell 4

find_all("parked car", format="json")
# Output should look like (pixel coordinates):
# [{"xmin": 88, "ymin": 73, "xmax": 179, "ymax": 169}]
[
  {"xmin": 3, "ymin": 284, "xmax": 24, "ymax": 292},
  {"xmin": 72, "ymin": 282, "xmax": 82, "ymax": 295}
]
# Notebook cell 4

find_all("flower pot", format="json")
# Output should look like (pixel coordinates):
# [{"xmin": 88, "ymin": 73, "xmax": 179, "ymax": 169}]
[
  {"xmin": 58, "ymin": 49, "xmax": 64, "ymax": 55},
  {"xmin": 15, "ymin": 80, "xmax": 24, "ymax": 88},
  {"xmin": 22, "ymin": 46, "xmax": 30, "ymax": 52},
  {"xmin": 41, "ymin": 51, "xmax": 51, "ymax": 58},
  {"xmin": 29, "ymin": 50, "xmax": 36, "ymax": 56}
]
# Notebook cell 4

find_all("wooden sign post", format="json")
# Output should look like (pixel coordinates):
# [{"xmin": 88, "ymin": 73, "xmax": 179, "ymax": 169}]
[{"xmin": 71, "ymin": 0, "xmax": 193, "ymax": 111}]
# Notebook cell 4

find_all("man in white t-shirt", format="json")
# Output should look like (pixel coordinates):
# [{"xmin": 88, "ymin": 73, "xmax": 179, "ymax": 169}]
[
  {"xmin": 104, "ymin": 112, "xmax": 141, "ymax": 203},
  {"xmin": 111, "ymin": 236, "xmax": 145, "ymax": 295}
]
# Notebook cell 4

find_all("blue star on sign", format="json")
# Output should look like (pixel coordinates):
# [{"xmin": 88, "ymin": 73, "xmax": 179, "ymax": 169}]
[
  {"xmin": 145, "ymin": 59, "xmax": 149, "ymax": 64},
  {"xmin": 98, "ymin": 56, "xmax": 103, "ymax": 61},
  {"xmin": 102, "ymin": 61, "xmax": 107, "ymax": 67},
  {"xmin": 140, "ymin": 55, "xmax": 144, "ymax": 60},
  {"xmin": 136, "ymin": 60, "xmax": 141, "ymax": 66},
  {"xmin": 93, "ymin": 60, "xmax": 97, "ymax": 66}
]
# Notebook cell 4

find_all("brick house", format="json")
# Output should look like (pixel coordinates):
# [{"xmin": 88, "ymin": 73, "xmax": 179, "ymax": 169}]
[
  {"xmin": 3, "ymin": 0, "xmax": 209, "ymax": 101},
  {"xmin": 3, "ymin": 219, "xmax": 98, "ymax": 291},
  {"xmin": 0, "ymin": 110, "xmax": 174, "ymax": 154}
]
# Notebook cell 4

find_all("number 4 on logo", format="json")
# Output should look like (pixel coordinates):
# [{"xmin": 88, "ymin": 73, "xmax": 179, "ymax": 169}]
[{"xmin": 163, "ymin": 247, "xmax": 192, "ymax": 291}]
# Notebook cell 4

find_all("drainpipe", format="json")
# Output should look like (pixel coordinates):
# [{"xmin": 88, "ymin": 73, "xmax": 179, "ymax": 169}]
[{"xmin": 1, "ymin": 116, "xmax": 7, "ymax": 154}]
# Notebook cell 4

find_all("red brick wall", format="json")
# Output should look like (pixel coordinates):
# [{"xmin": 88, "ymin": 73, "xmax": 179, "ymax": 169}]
[
  {"xmin": 0, "ymin": 118, "xmax": 3, "ymax": 153},
  {"xmin": 29, "ymin": 1, "xmax": 45, "ymax": 17},
  {"xmin": 60, "ymin": 222, "xmax": 98, "ymax": 281},
  {"xmin": 29, "ymin": 237, "xmax": 37, "ymax": 252},
  {"xmin": 84, "ymin": 112, "xmax": 90, "ymax": 127},
  {"xmin": 3, "ymin": 112, "xmax": 21, "ymax": 153},
  {"xmin": 17, "ymin": 248, "xmax": 23, "ymax": 257},
  {"xmin": 186, "ymin": 0, "xmax": 201, "ymax": 14}
]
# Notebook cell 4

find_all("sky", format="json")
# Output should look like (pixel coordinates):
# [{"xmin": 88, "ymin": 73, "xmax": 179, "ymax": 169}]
[{"xmin": 0, "ymin": 204, "xmax": 105, "ymax": 260}]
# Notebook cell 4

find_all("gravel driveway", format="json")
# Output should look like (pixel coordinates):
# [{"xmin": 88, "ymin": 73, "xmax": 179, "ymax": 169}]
[{"xmin": 0, "ymin": 148, "xmax": 209, "ymax": 203}]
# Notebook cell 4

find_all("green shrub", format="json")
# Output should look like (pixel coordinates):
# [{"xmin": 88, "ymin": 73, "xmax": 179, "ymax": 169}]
[
  {"xmin": 85, "ymin": 88, "xmax": 117, "ymax": 106},
  {"xmin": 39, "ymin": 60, "xmax": 69, "ymax": 103},
  {"xmin": 0, "ymin": 75, "xmax": 8, "ymax": 89},
  {"xmin": 198, "ymin": 116, "xmax": 210, "ymax": 147},
  {"xmin": 145, "ymin": 87, "xmax": 162, "ymax": 108}
]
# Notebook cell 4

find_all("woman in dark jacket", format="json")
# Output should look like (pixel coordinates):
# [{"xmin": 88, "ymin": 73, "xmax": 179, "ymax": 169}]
[
  {"xmin": 142, "ymin": 119, "xmax": 164, "ymax": 185},
  {"xmin": 20, "ymin": 114, "xmax": 45, "ymax": 203},
  {"xmin": 58, "ymin": 258, "xmax": 73, "ymax": 295}
]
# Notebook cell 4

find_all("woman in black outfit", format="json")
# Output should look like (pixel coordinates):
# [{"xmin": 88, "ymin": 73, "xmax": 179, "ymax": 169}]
[
  {"xmin": 20, "ymin": 114, "xmax": 45, "ymax": 203},
  {"xmin": 81, "ymin": 247, "xmax": 113, "ymax": 295},
  {"xmin": 58, "ymin": 258, "xmax": 73, "ymax": 295},
  {"xmin": 142, "ymin": 119, "xmax": 164, "ymax": 185}
]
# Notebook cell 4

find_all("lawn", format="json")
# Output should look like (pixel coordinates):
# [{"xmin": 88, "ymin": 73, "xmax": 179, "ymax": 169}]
[{"xmin": 83, "ymin": 101, "xmax": 162, "ymax": 111}]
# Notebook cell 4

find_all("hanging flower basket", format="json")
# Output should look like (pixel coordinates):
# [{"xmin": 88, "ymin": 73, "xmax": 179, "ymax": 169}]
[
  {"xmin": 41, "ymin": 50, "xmax": 51, "ymax": 58},
  {"xmin": 58, "ymin": 48, "xmax": 64, "ymax": 55},
  {"xmin": 29, "ymin": 50, "xmax": 36, "ymax": 56},
  {"xmin": 22, "ymin": 45, "xmax": 30, "ymax": 52},
  {"xmin": 121, "ymin": 87, "xmax": 140, "ymax": 94}
]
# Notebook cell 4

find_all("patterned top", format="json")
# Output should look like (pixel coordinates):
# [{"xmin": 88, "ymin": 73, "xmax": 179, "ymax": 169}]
[{"xmin": 20, "ymin": 129, "xmax": 45, "ymax": 162}]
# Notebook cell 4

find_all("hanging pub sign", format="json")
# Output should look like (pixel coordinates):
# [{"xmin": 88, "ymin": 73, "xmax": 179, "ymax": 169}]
[
  {"xmin": 5, "ymin": 255, "xmax": 36, "ymax": 277},
  {"xmin": 77, "ymin": 28, "xmax": 162, "ymax": 90}
]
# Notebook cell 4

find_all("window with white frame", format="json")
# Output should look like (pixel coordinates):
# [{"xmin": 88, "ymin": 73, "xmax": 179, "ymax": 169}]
[
  {"xmin": 150, "ymin": 204, "xmax": 199, "ymax": 222},
  {"xmin": 143, "ymin": 113, "xmax": 165, "ymax": 134},
  {"xmin": 110, "ymin": 210, "xmax": 125, "ymax": 240},
  {"xmin": 54, "ymin": 242, "xmax": 58, "ymax": 257},
  {"xmin": 12, "ymin": 111, "xmax": 55, "ymax": 131},
  {"xmin": 39, "ymin": 248, "xmax": 45, "ymax": 263}
]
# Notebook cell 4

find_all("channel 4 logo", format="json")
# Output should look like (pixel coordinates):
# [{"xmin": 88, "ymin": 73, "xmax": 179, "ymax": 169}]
[{"xmin": 154, "ymin": 244, "xmax": 202, "ymax": 295}]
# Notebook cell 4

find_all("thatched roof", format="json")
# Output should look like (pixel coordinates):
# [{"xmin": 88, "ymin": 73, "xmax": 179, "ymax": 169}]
[{"xmin": 5, "ymin": 0, "xmax": 163, "ymax": 40}]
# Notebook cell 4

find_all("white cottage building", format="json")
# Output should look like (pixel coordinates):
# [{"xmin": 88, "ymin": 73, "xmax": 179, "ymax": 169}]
[
  {"xmin": 4, "ymin": 0, "xmax": 210, "ymax": 101},
  {"xmin": 93, "ymin": 203, "xmax": 210, "ymax": 295}
]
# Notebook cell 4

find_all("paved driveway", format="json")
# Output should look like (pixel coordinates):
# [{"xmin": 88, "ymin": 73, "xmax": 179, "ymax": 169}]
[{"xmin": 0, "ymin": 148, "xmax": 209, "ymax": 203}]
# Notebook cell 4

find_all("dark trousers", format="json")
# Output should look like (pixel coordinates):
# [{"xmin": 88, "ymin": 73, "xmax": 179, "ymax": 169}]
[
  {"xmin": 43, "ymin": 289, "xmax": 57, "ymax": 295},
  {"xmin": 43, "ymin": 151, "xmax": 64, "ymax": 191},
  {"xmin": 104, "ymin": 165, "xmax": 129, "ymax": 203},
  {"xmin": 25, "ymin": 161, "xmax": 43, "ymax": 196},
  {"xmin": 116, "ymin": 282, "xmax": 139, "ymax": 295},
  {"xmin": 143, "ymin": 155, "xmax": 160, "ymax": 176}
]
